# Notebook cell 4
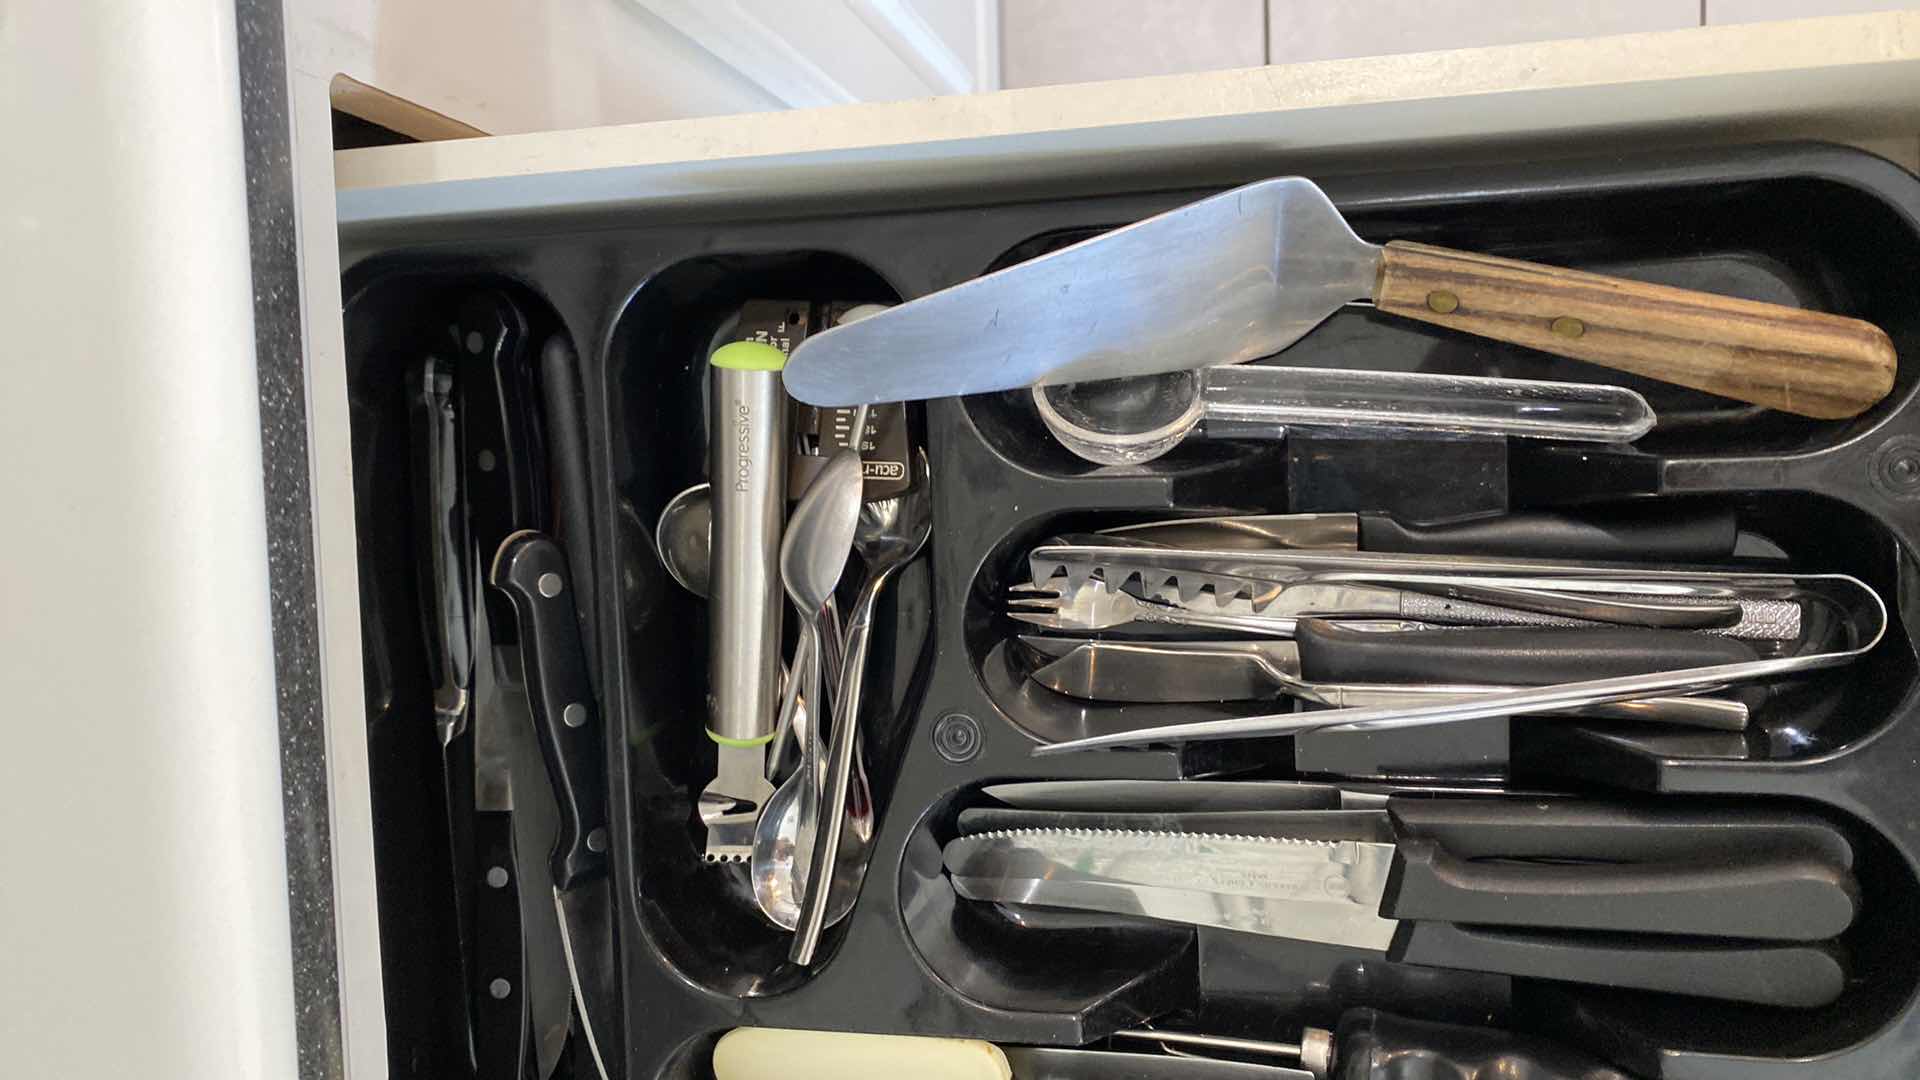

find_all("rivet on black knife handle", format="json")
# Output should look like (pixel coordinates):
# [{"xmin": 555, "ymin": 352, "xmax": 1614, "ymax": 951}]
[{"xmin": 493, "ymin": 531, "xmax": 609, "ymax": 889}]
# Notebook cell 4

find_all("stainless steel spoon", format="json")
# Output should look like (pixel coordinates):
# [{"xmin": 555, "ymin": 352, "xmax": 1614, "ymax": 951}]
[
  {"xmin": 655, "ymin": 481, "xmax": 712, "ymax": 597},
  {"xmin": 791, "ymin": 448, "xmax": 932, "ymax": 963},
  {"xmin": 766, "ymin": 450, "xmax": 863, "ymax": 921},
  {"xmin": 750, "ymin": 601, "xmax": 870, "ymax": 929}
]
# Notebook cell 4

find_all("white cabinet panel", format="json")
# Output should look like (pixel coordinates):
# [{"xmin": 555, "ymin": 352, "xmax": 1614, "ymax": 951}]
[{"xmin": 1, "ymin": 2, "xmax": 301, "ymax": 1077}]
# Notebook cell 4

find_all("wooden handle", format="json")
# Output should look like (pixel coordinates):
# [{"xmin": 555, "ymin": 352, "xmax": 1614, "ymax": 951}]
[{"xmin": 1373, "ymin": 240, "xmax": 1896, "ymax": 419}]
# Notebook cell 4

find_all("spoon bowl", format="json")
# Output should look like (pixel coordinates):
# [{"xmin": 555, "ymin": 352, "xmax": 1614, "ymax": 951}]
[
  {"xmin": 748, "ymin": 670, "xmax": 867, "ymax": 929},
  {"xmin": 655, "ymin": 482, "xmax": 712, "ymax": 596}
]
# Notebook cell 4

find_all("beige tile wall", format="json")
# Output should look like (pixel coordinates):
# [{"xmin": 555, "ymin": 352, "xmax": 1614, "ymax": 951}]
[
  {"xmin": 1001, "ymin": 0, "xmax": 1265, "ymax": 88},
  {"xmin": 1268, "ymin": 0, "xmax": 1697, "ymax": 66},
  {"xmin": 1705, "ymin": 0, "xmax": 1918, "ymax": 23},
  {"xmin": 1001, "ymin": 0, "xmax": 1920, "ymax": 88}
]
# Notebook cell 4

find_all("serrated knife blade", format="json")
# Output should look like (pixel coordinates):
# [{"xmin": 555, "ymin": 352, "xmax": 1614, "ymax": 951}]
[
  {"xmin": 951, "ymin": 874, "xmax": 1401, "ymax": 952},
  {"xmin": 944, "ymin": 828, "xmax": 1397, "ymax": 909}
]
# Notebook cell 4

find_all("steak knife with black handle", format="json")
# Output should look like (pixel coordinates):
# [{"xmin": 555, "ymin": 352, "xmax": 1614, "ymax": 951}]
[
  {"xmin": 945, "ymin": 799, "xmax": 1858, "ymax": 1007},
  {"xmin": 496, "ymin": 532, "xmax": 623, "ymax": 1080}
]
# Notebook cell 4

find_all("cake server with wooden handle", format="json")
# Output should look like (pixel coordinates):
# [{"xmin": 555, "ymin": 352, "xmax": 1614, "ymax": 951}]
[{"xmin": 782, "ymin": 177, "xmax": 1895, "ymax": 418}]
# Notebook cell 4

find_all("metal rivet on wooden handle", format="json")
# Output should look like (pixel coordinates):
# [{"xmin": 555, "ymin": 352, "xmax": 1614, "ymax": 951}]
[{"xmin": 1373, "ymin": 240, "xmax": 1897, "ymax": 419}]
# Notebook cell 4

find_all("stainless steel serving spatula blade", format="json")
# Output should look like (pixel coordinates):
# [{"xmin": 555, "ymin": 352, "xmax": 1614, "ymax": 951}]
[{"xmin": 781, "ymin": 178, "xmax": 1380, "ymax": 405}]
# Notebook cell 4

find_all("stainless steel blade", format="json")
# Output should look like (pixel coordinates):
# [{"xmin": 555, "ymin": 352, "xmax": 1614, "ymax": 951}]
[
  {"xmin": 945, "ymin": 828, "xmax": 1396, "ymax": 907},
  {"xmin": 496, "ymin": 645, "xmax": 572, "ymax": 1079},
  {"xmin": 781, "ymin": 178, "xmax": 1380, "ymax": 405},
  {"xmin": 951, "ymin": 874, "xmax": 1399, "ymax": 951},
  {"xmin": 1004, "ymin": 1046, "xmax": 1314, "ymax": 1080},
  {"xmin": 1025, "ymin": 638, "xmax": 1302, "ymax": 701},
  {"xmin": 471, "ymin": 602, "xmax": 514, "ymax": 814},
  {"xmin": 554, "ymin": 881, "xmax": 621, "ymax": 1080}
]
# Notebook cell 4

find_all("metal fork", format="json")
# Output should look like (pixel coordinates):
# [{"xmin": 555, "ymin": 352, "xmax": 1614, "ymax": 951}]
[{"xmin": 1010, "ymin": 578, "xmax": 1328, "ymax": 635}]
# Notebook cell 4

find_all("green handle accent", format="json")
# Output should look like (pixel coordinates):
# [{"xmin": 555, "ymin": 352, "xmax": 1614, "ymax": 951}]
[
  {"xmin": 710, "ymin": 340, "xmax": 788, "ymax": 372},
  {"xmin": 707, "ymin": 728, "xmax": 776, "ymax": 748}
]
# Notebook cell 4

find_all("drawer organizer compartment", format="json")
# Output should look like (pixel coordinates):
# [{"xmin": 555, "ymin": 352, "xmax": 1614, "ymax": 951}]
[{"xmin": 343, "ymin": 142, "xmax": 1920, "ymax": 1079}]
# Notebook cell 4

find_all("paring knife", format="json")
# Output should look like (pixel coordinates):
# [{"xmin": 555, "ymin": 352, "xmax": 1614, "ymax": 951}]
[
  {"xmin": 1016, "ymin": 632, "xmax": 1753, "ymax": 730},
  {"xmin": 495, "ymin": 533, "xmax": 624, "ymax": 1080},
  {"xmin": 407, "ymin": 354, "xmax": 473, "ymax": 732},
  {"xmin": 404, "ymin": 352, "xmax": 477, "ymax": 1067},
  {"xmin": 945, "ymin": 833, "xmax": 1856, "ymax": 1005},
  {"xmin": 781, "ymin": 177, "xmax": 1895, "ymax": 418},
  {"xmin": 1099, "ymin": 506, "xmax": 1741, "ymax": 562}
]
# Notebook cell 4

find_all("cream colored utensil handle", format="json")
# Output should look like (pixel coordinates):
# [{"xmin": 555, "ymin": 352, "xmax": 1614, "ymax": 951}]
[{"xmin": 713, "ymin": 1028, "xmax": 1011, "ymax": 1080}]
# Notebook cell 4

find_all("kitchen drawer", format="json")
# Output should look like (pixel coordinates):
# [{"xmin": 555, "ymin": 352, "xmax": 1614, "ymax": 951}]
[{"xmin": 294, "ymin": 10, "xmax": 1920, "ymax": 1080}]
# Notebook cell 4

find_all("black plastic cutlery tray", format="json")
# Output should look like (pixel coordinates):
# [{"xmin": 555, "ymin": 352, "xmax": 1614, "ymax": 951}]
[{"xmin": 342, "ymin": 142, "xmax": 1920, "ymax": 1079}]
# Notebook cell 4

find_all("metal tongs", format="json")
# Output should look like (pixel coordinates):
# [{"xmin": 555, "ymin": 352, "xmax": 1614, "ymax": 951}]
[
  {"xmin": 1025, "ymin": 536, "xmax": 1806, "ymax": 639},
  {"xmin": 1030, "ymin": 568, "xmax": 1883, "ymax": 754}
]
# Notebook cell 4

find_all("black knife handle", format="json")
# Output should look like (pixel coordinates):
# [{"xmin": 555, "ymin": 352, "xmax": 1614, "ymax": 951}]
[
  {"xmin": 1382, "ymin": 840, "xmax": 1857, "ymax": 941},
  {"xmin": 1386, "ymin": 798, "xmax": 1855, "ymax": 870},
  {"xmin": 537, "ymin": 333, "xmax": 599, "ymax": 678},
  {"xmin": 493, "ymin": 531, "xmax": 609, "ymax": 889},
  {"xmin": 407, "ymin": 355, "xmax": 473, "ymax": 715},
  {"xmin": 1357, "ymin": 506, "xmax": 1738, "ymax": 561},
  {"xmin": 1333, "ymin": 1007, "xmax": 1635, "ymax": 1080},
  {"xmin": 457, "ymin": 292, "xmax": 542, "ymax": 557},
  {"xmin": 472, "ymin": 811, "xmax": 530, "ymax": 1077},
  {"xmin": 1295, "ymin": 620, "xmax": 1759, "ymax": 685},
  {"xmin": 1391, "ymin": 921, "xmax": 1845, "ymax": 1007}
]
